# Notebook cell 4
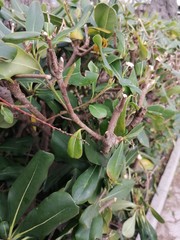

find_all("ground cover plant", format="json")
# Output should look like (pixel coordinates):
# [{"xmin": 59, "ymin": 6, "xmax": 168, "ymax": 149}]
[{"xmin": 0, "ymin": 0, "xmax": 179, "ymax": 239}]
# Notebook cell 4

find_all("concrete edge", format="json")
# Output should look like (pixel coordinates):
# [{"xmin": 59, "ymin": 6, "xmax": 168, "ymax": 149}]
[{"xmin": 136, "ymin": 137, "xmax": 180, "ymax": 239}]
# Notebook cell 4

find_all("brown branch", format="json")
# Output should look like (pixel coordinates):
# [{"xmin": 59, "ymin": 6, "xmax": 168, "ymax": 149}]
[
  {"xmin": 7, "ymin": 81, "xmax": 47, "ymax": 121},
  {"xmin": 102, "ymin": 96, "xmax": 127, "ymax": 154},
  {"xmin": 15, "ymin": 74, "xmax": 51, "ymax": 80},
  {"xmin": 57, "ymin": 60, "xmax": 103, "ymax": 141}
]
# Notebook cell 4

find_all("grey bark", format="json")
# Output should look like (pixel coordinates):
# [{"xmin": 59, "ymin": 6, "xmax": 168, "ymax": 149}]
[{"xmin": 150, "ymin": 0, "xmax": 178, "ymax": 19}]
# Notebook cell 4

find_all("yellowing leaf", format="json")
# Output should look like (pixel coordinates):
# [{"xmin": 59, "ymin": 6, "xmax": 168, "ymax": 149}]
[
  {"xmin": 67, "ymin": 129, "xmax": 83, "ymax": 159},
  {"xmin": 138, "ymin": 158, "xmax": 154, "ymax": 171}
]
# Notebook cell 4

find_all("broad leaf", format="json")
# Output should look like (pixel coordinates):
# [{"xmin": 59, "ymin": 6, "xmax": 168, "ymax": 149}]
[
  {"xmin": 122, "ymin": 213, "xmax": 136, "ymax": 238},
  {"xmin": 8, "ymin": 151, "xmax": 54, "ymax": 229},
  {"xmin": 3, "ymin": 31, "xmax": 40, "ymax": 43},
  {"xmin": 72, "ymin": 166, "xmax": 102, "ymax": 204},
  {"xmin": 0, "ymin": 20, "xmax": 11, "ymax": 39},
  {"xmin": 106, "ymin": 143, "xmax": 125, "ymax": 183},
  {"xmin": 26, "ymin": 1, "xmax": 44, "ymax": 32},
  {"xmin": 138, "ymin": 218, "xmax": 157, "ymax": 240},
  {"xmin": 67, "ymin": 129, "xmax": 83, "ymax": 159},
  {"xmin": 139, "ymin": 38, "xmax": 149, "ymax": 60},
  {"xmin": 125, "ymin": 123, "xmax": 144, "ymax": 140},
  {"xmin": 0, "ymin": 106, "xmax": 14, "ymax": 124},
  {"xmin": 89, "ymin": 104, "xmax": 107, "ymax": 119},
  {"xmin": 94, "ymin": 3, "xmax": 117, "ymax": 33},
  {"xmin": 137, "ymin": 129, "xmax": 150, "ymax": 148},
  {"xmin": 117, "ymin": 32, "xmax": 126, "ymax": 56},
  {"xmin": 0, "ymin": 42, "xmax": 17, "ymax": 61},
  {"xmin": 16, "ymin": 191, "xmax": 79, "ymax": 239},
  {"xmin": 0, "ymin": 43, "xmax": 42, "ymax": 79},
  {"xmin": 111, "ymin": 200, "xmax": 136, "ymax": 211},
  {"xmin": 84, "ymin": 136, "xmax": 107, "ymax": 166},
  {"xmin": 89, "ymin": 215, "xmax": 103, "ymax": 240},
  {"xmin": 102, "ymin": 179, "xmax": 134, "ymax": 202}
]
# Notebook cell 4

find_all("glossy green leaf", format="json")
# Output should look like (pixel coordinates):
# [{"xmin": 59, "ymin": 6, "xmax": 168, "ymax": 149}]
[
  {"xmin": 89, "ymin": 215, "xmax": 103, "ymax": 240},
  {"xmin": 72, "ymin": 166, "xmax": 102, "ymax": 204},
  {"xmin": 2, "ymin": 31, "xmax": 40, "ymax": 43},
  {"xmin": 89, "ymin": 104, "xmax": 107, "ymax": 119},
  {"xmin": 114, "ymin": 96, "xmax": 131, "ymax": 136},
  {"xmin": 137, "ymin": 129, "xmax": 150, "ymax": 148},
  {"xmin": 11, "ymin": 0, "xmax": 24, "ymax": 13},
  {"xmin": 138, "ymin": 218, "xmax": 157, "ymax": 240},
  {"xmin": 107, "ymin": 143, "xmax": 125, "ymax": 183},
  {"xmin": 126, "ymin": 149, "xmax": 138, "ymax": 166},
  {"xmin": 0, "ymin": 43, "xmax": 42, "ymax": 79},
  {"xmin": 26, "ymin": 1, "xmax": 44, "ymax": 32},
  {"xmin": 122, "ymin": 213, "xmax": 136, "ymax": 238},
  {"xmin": 67, "ymin": 129, "xmax": 83, "ymax": 159},
  {"xmin": 75, "ymin": 204, "xmax": 100, "ymax": 240},
  {"xmin": 16, "ymin": 191, "xmax": 79, "ymax": 239},
  {"xmin": 0, "ymin": 106, "xmax": 14, "ymax": 124},
  {"xmin": 0, "ymin": 165, "xmax": 23, "ymax": 181},
  {"xmin": 50, "ymin": 130, "xmax": 71, "ymax": 160},
  {"xmin": 125, "ymin": 123, "xmax": 144, "ymax": 140},
  {"xmin": 150, "ymin": 207, "xmax": 165, "ymax": 223},
  {"xmin": 8, "ymin": 151, "xmax": 54, "ymax": 228},
  {"xmin": 102, "ymin": 179, "xmax": 134, "ymax": 202},
  {"xmin": 0, "ymin": 7, "xmax": 25, "ymax": 28},
  {"xmin": 94, "ymin": 3, "xmax": 117, "ymax": 33},
  {"xmin": 84, "ymin": 136, "xmax": 107, "ymax": 166}
]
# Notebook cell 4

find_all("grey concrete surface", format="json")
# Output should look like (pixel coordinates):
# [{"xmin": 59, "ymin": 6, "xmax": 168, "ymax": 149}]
[{"xmin": 157, "ymin": 163, "xmax": 180, "ymax": 240}]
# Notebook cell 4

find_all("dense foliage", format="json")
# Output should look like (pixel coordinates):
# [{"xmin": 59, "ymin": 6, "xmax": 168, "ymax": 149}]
[{"xmin": 0, "ymin": 0, "xmax": 179, "ymax": 239}]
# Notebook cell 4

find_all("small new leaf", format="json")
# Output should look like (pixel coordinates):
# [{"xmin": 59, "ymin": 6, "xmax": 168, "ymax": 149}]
[{"xmin": 67, "ymin": 129, "xmax": 83, "ymax": 159}]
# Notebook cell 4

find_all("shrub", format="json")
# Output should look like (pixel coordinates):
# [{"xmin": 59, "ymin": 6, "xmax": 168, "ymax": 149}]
[{"xmin": 0, "ymin": 1, "xmax": 179, "ymax": 239}]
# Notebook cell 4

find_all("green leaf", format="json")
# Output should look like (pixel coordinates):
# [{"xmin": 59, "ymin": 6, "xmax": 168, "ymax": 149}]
[
  {"xmin": 0, "ymin": 221, "xmax": 9, "ymax": 239},
  {"xmin": 139, "ymin": 38, "xmax": 149, "ymax": 60},
  {"xmin": 0, "ymin": 43, "xmax": 42, "ymax": 79},
  {"xmin": 75, "ymin": 204, "xmax": 99, "ymax": 240},
  {"xmin": 67, "ymin": 129, "xmax": 83, "ymax": 159},
  {"xmin": 106, "ymin": 143, "xmax": 125, "ymax": 183},
  {"xmin": 125, "ymin": 123, "xmax": 144, "ymax": 140},
  {"xmin": 117, "ymin": 32, "xmax": 126, "ymax": 55},
  {"xmin": 94, "ymin": 3, "xmax": 117, "ymax": 33},
  {"xmin": 72, "ymin": 166, "xmax": 102, "ymax": 204},
  {"xmin": 114, "ymin": 96, "xmax": 131, "ymax": 136},
  {"xmin": 89, "ymin": 215, "xmax": 103, "ymax": 240},
  {"xmin": 150, "ymin": 207, "xmax": 165, "ymax": 223},
  {"xmin": 51, "ymin": 130, "xmax": 71, "ymax": 160},
  {"xmin": 0, "ymin": 106, "xmax": 14, "ymax": 124},
  {"xmin": 89, "ymin": 104, "xmax": 107, "ymax": 119},
  {"xmin": 137, "ymin": 129, "xmax": 150, "ymax": 148},
  {"xmin": 11, "ymin": 0, "xmax": 24, "ymax": 14},
  {"xmin": 147, "ymin": 105, "xmax": 176, "ymax": 119},
  {"xmin": 122, "ymin": 213, "xmax": 136, "ymax": 238},
  {"xmin": 2, "ymin": 31, "xmax": 40, "ymax": 43},
  {"xmin": 93, "ymin": 34, "xmax": 112, "ymax": 75},
  {"xmin": 102, "ymin": 179, "xmax": 134, "ymax": 202},
  {"xmin": 0, "ymin": 42, "xmax": 17, "ymax": 61},
  {"xmin": 138, "ymin": 218, "xmax": 157, "ymax": 240},
  {"xmin": 0, "ymin": 136, "xmax": 33, "ymax": 155},
  {"xmin": 111, "ymin": 200, "xmax": 136, "ymax": 211},
  {"xmin": 26, "ymin": 1, "xmax": 44, "ymax": 32},
  {"xmin": 84, "ymin": 136, "xmax": 107, "ymax": 166},
  {"xmin": 16, "ymin": 191, "xmax": 79, "ymax": 239},
  {"xmin": 53, "ymin": 5, "xmax": 93, "ymax": 44},
  {"xmin": 8, "ymin": 151, "xmax": 54, "ymax": 229}
]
